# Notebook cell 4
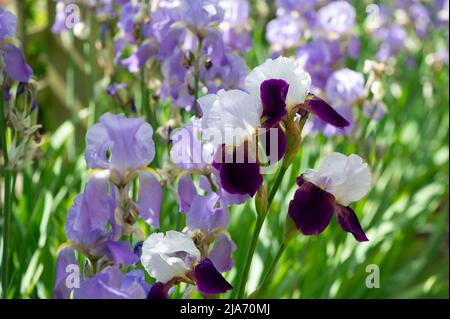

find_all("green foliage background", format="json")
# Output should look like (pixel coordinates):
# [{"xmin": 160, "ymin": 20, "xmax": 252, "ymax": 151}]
[{"xmin": 1, "ymin": 0, "xmax": 448, "ymax": 298}]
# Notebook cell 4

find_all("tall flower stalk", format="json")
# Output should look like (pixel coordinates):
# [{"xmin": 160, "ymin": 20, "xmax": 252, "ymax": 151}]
[{"xmin": 0, "ymin": 83, "xmax": 12, "ymax": 298}]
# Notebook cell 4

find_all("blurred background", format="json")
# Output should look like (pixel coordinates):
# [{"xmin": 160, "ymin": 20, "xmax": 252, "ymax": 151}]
[{"xmin": 0, "ymin": 0, "xmax": 448, "ymax": 298}]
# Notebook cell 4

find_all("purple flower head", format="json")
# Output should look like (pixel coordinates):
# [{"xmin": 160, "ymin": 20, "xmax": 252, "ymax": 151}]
[
  {"xmin": 316, "ymin": 1, "xmax": 356, "ymax": 36},
  {"xmin": 325, "ymin": 68, "xmax": 365, "ymax": 106},
  {"xmin": 84, "ymin": 113, "xmax": 161, "ymax": 228},
  {"xmin": 276, "ymin": 0, "xmax": 320, "ymax": 12},
  {"xmin": 288, "ymin": 153, "xmax": 372, "ymax": 242},
  {"xmin": 409, "ymin": 3, "xmax": 431, "ymax": 39},
  {"xmin": 85, "ymin": 112, "xmax": 155, "ymax": 177},
  {"xmin": 374, "ymin": 25, "xmax": 407, "ymax": 61},
  {"xmin": 296, "ymin": 40, "xmax": 343, "ymax": 91},
  {"xmin": 266, "ymin": 15, "xmax": 303, "ymax": 50},
  {"xmin": 219, "ymin": 0, "xmax": 249, "ymax": 26},
  {"xmin": 180, "ymin": 0, "xmax": 224, "ymax": 31},
  {"xmin": 0, "ymin": 6, "xmax": 17, "ymax": 41}
]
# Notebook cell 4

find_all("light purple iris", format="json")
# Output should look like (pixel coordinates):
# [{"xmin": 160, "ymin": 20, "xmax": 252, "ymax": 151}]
[
  {"xmin": 180, "ymin": 0, "xmax": 224, "ymax": 31},
  {"xmin": 315, "ymin": 1, "xmax": 356, "ymax": 36},
  {"xmin": 297, "ymin": 40, "xmax": 344, "ymax": 91},
  {"xmin": 266, "ymin": 15, "xmax": 303, "ymax": 50},
  {"xmin": 0, "ymin": 6, "xmax": 16, "ymax": 41},
  {"xmin": 85, "ymin": 112, "xmax": 155, "ymax": 176},
  {"xmin": 374, "ymin": 24, "xmax": 407, "ymax": 61}
]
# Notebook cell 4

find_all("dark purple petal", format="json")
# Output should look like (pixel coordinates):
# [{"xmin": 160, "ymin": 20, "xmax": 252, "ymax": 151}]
[
  {"xmin": 147, "ymin": 282, "xmax": 171, "ymax": 299},
  {"xmin": 219, "ymin": 160, "xmax": 262, "ymax": 197},
  {"xmin": 303, "ymin": 94, "xmax": 350, "ymax": 128},
  {"xmin": 288, "ymin": 181, "xmax": 335, "ymax": 236},
  {"xmin": 193, "ymin": 258, "xmax": 233, "ymax": 295},
  {"xmin": 335, "ymin": 205, "xmax": 369, "ymax": 242},
  {"xmin": 260, "ymin": 79, "xmax": 289, "ymax": 128},
  {"xmin": 260, "ymin": 125, "xmax": 286, "ymax": 163}
]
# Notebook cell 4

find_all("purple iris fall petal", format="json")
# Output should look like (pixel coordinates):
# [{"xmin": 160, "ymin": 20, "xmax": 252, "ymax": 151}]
[
  {"xmin": 193, "ymin": 258, "xmax": 233, "ymax": 295},
  {"xmin": 335, "ymin": 205, "xmax": 369, "ymax": 242},
  {"xmin": 288, "ymin": 181, "xmax": 336, "ymax": 236},
  {"xmin": 74, "ymin": 267, "xmax": 147, "ymax": 299},
  {"xmin": 95, "ymin": 241, "xmax": 139, "ymax": 266},
  {"xmin": 53, "ymin": 246, "xmax": 78, "ymax": 299},
  {"xmin": 136, "ymin": 170, "xmax": 162, "ymax": 228},
  {"xmin": 260, "ymin": 125, "xmax": 286, "ymax": 163},
  {"xmin": 303, "ymin": 94, "xmax": 350, "ymax": 129},
  {"xmin": 260, "ymin": 79, "xmax": 289, "ymax": 128},
  {"xmin": 208, "ymin": 233, "xmax": 236, "ymax": 273},
  {"xmin": 187, "ymin": 193, "xmax": 229, "ymax": 232},
  {"xmin": 2, "ymin": 44, "xmax": 33, "ymax": 82},
  {"xmin": 177, "ymin": 173, "xmax": 198, "ymax": 213},
  {"xmin": 71, "ymin": 172, "xmax": 114, "ymax": 234},
  {"xmin": 147, "ymin": 282, "xmax": 171, "ymax": 299}
]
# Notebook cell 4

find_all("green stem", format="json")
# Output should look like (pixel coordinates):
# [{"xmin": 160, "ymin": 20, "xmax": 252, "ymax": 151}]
[
  {"xmin": 237, "ymin": 113, "xmax": 309, "ymax": 298},
  {"xmin": 236, "ymin": 214, "xmax": 264, "ymax": 298},
  {"xmin": 193, "ymin": 37, "xmax": 204, "ymax": 116},
  {"xmin": 0, "ymin": 85, "xmax": 12, "ymax": 298},
  {"xmin": 85, "ymin": 12, "xmax": 96, "ymax": 128},
  {"xmin": 255, "ymin": 241, "xmax": 287, "ymax": 297},
  {"xmin": 236, "ymin": 161, "xmax": 288, "ymax": 299}
]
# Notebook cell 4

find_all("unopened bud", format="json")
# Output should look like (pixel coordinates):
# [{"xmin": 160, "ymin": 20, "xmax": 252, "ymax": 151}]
[{"xmin": 255, "ymin": 184, "xmax": 268, "ymax": 218}]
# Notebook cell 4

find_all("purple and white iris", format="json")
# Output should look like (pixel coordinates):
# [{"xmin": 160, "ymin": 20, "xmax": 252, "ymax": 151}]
[
  {"xmin": 140, "ymin": 231, "xmax": 232, "ymax": 297},
  {"xmin": 197, "ymin": 57, "xmax": 349, "ymax": 196},
  {"xmin": 288, "ymin": 152, "xmax": 372, "ymax": 242}
]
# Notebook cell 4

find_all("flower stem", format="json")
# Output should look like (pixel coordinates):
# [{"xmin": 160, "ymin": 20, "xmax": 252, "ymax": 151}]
[
  {"xmin": 192, "ymin": 36, "xmax": 204, "ymax": 116},
  {"xmin": 237, "ymin": 113, "xmax": 309, "ymax": 298},
  {"xmin": 256, "ymin": 241, "xmax": 287, "ymax": 297},
  {"xmin": 236, "ymin": 162, "xmax": 288, "ymax": 299},
  {"xmin": 85, "ymin": 11, "xmax": 97, "ymax": 128},
  {"xmin": 0, "ymin": 84, "xmax": 13, "ymax": 298},
  {"xmin": 236, "ymin": 214, "xmax": 265, "ymax": 298}
]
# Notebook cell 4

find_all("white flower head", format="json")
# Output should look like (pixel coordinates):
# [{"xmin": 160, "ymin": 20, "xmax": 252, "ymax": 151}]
[
  {"xmin": 198, "ymin": 89, "xmax": 262, "ymax": 146},
  {"xmin": 303, "ymin": 152, "xmax": 372, "ymax": 206},
  {"xmin": 140, "ymin": 231, "xmax": 201, "ymax": 283},
  {"xmin": 245, "ymin": 56, "xmax": 312, "ymax": 108}
]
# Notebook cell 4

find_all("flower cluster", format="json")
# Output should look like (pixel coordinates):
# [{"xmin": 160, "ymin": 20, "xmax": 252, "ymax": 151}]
[
  {"xmin": 52, "ymin": 0, "xmax": 251, "ymax": 112},
  {"xmin": 52, "ymin": 2, "xmax": 377, "ymax": 300},
  {"xmin": 54, "ymin": 112, "xmax": 163, "ymax": 298}
]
